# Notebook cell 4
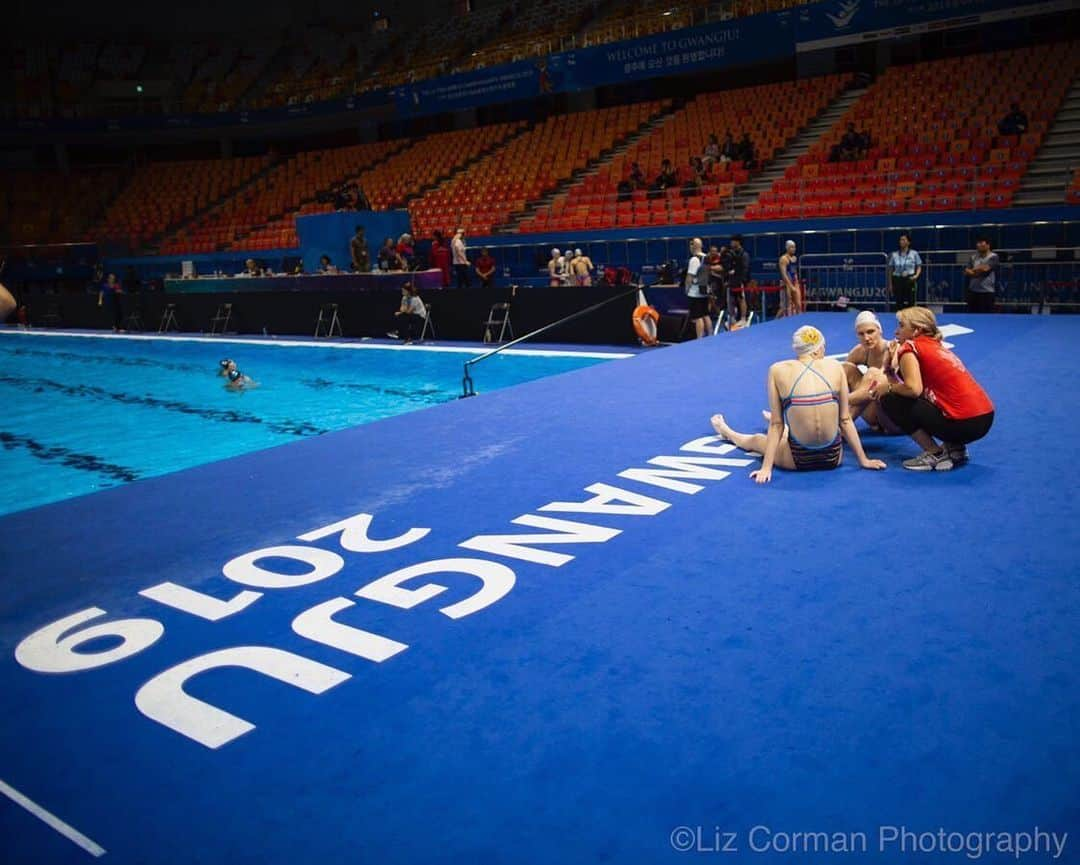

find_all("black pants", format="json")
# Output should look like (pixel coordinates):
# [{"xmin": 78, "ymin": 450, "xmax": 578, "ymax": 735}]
[
  {"xmin": 398, "ymin": 313, "xmax": 425, "ymax": 340},
  {"xmin": 891, "ymin": 275, "xmax": 917, "ymax": 311},
  {"xmin": 966, "ymin": 290, "xmax": 995, "ymax": 313},
  {"xmin": 881, "ymin": 394, "xmax": 994, "ymax": 445},
  {"xmin": 454, "ymin": 264, "xmax": 471, "ymax": 289},
  {"xmin": 109, "ymin": 296, "xmax": 124, "ymax": 329}
]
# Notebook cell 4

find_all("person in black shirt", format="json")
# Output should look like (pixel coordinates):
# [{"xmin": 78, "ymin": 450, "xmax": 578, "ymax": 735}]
[
  {"xmin": 728, "ymin": 234, "xmax": 751, "ymax": 325},
  {"xmin": 998, "ymin": 103, "xmax": 1028, "ymax": 136},
  {"xmin": 654, "ymin": 158, "xmax": 678, "ymax": 191}
]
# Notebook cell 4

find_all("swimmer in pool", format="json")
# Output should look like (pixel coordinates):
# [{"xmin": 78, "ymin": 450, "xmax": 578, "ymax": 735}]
[
  {"xmin": 225, "ymin": 368, "xmax": 257, "ymax": 391},
  {"xmin": 710, "ymin": 325, "xmax": 886, "ymax": 483},
  {"xmin": 218, "ymin": 358, "xmax": 236, "ymax": 377},
  {"xmin": 842, "ymin": 310, "xmax": 903, "ymax": 433}
]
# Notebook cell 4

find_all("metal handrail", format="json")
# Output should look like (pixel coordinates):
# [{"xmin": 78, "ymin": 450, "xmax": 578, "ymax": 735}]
[{"xmin": 461, "ymin": 284, "xmax": 642, "ymax": 398}]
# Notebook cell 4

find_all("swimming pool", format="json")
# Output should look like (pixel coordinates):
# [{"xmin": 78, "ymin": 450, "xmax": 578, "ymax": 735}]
[{"xmin": 0, "ymin": 332, "xmax": 625, "ymax": 516}]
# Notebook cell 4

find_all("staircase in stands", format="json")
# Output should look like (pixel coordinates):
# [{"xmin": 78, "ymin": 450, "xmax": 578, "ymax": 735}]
[
  {"xmin": 721, "ymin": 81, "xmax": 870, "ymax": 221},
  {"xmin": 490, "ymin": 99, "xmax": 687, "ymax": 233},
  {"xmin": 1014, "ymin": 72, "xmax": 1080, "ymax": 206}
]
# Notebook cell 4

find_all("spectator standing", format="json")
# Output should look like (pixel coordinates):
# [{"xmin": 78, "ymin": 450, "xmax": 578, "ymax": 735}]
[
  {"xmin": 396, "ymin": 233, "xmax": 415, "ymax": 269},
  {"xmin": 888, "ymin": 232, "xmax": 922, "ymax": 311},
  {"xmin": 475, "ymin": 247, "xmax": 496, "ymax": 289},
  {"xmin": 451, "ymin": 228, "xmax": 470, "ymax": 288},
  {"xmin": 97, "ymin": 272, "xmax": 125, "ymax": 332},
  {"xmin": 728, "ymin": 234, "xmax": 751, "ymax": 325},
  {"xmin": 431, "ymin": 230, "xmax": 451, "ymax": 287},
  {"xmin": 963, "ymin": 237, "xmax": 998, "ymax": 313},
  {"xmin": 684, "ymin": 237, "xmax": 712, "ymax": 339},
  {"xmin": 350, "ymin": 226, "xmax": 370, "ymax": 272},
  {"xmin": 707, "ymin": 244, "xmax": 726, "ymax": 321}
]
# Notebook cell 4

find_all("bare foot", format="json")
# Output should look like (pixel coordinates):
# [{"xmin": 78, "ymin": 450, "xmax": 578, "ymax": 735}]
[{"xmin": 710, "ymin": 413, "xmax": 731, "ymax": 440}]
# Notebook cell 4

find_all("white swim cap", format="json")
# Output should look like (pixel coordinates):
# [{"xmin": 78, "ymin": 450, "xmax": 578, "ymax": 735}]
[
  {"xmin": 792, "ymin": 325, "xmax": 825, "ymax": 356},
  {"xmin": 574, "ymin": 248, "xmax": 582, "ymax": 256},
  {"xmin": 552, "ymin": 248, "xmax": 560, "ymax": 256},
  {"xmin": 785, "ymin": 239, "xmax": 796, "ymax": 250},
  {"xmin": 854, "ymin": 310, "xmax": 881, "ymax": 330}
]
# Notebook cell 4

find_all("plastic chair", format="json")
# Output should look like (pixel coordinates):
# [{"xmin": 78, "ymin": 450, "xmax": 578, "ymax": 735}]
[
  {"xmin": 482, "ymin": 302, "xmax": 513, "ymax": 344},
  {"xmin": 209, "ymin": 303, "xmax": 232, "ymax": 335}
]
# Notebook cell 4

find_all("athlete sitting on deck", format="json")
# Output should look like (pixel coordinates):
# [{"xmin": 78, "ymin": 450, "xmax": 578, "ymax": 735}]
[
  {"xmin": 710, "ymin": 325, "xmax": 886, "ymax": 483},
  {"xmin": 842, "ymin": 310, "xmax": 903, "ymax": 434}
]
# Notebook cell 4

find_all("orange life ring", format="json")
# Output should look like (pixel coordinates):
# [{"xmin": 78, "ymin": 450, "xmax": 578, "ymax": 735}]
[{"xmin": 632, "ymin": 304, "xmax": 660, "ymax": 346}]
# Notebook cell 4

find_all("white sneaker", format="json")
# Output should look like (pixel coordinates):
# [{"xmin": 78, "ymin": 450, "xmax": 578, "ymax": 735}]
[{"xmin": 902, "ymin": 450, "xmax": 954, "ymax": 472}]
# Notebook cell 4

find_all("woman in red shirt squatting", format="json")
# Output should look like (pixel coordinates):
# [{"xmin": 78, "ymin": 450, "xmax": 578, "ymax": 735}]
[{"xmin": 874, "ymin": 306, "xmax": 994, "ymax": 471}]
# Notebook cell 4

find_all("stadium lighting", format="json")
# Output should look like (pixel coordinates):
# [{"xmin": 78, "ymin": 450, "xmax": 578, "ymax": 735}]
[{"xmin": 136, "ymin": 84, "xmax": 143, "ymax": 94}]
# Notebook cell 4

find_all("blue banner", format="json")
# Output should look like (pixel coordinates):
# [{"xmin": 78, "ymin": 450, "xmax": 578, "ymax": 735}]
[
  {"xmin": 394, "ymin": 12, "xmax": 796, "ymax": 117},
  {"xmin": 795, "ymin": 0, "xmax": 1067, "ymax": 50}
]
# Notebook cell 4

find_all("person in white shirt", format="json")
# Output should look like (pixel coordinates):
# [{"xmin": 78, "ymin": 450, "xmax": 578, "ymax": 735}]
[
  {"xmin": 451, "ymin": 228, "xmax": 470, "ymax": 288},
  {"xmin": 389, "ymin": 283, "xmax": 428, "ymax": 343},
  {"xmin": 684, "ymin": 237, "xmax": 712, "ymax": 339},
  {"xmin": 887, "ymin": 232, "xmax": 922, "ymax": 311}
]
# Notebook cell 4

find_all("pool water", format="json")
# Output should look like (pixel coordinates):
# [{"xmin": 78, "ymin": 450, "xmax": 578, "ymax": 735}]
[{"xmin": 0, "ymin": 333, "xmax": 619, "ymax": 516}]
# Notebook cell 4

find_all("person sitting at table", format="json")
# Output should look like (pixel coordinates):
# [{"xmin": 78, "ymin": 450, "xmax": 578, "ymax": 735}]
[
  {"xmin": 396, "ymin": 233, "xmax": 415, "ymax": 269},
  {"xmin": 378, "ymin": 238, "xmax": 404, "ymax": 271},
  {"xmin": 318, "ymin": 254, "xmax": 338, "ymax": 274},
  {"xmin": 239, "ymin": 259, "xmax": 260, "ymax": 277},
  {"xmin": 388, "ymin": 283, "xmax": 427, "ymax": 344}
]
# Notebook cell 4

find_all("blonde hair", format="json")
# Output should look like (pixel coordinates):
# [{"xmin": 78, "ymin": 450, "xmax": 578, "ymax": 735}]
[{"xmin": 896, "ymin": 306, "xmax": 943, "ymax": 341}]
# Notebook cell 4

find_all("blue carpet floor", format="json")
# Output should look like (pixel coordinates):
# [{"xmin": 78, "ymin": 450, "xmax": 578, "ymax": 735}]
[{"xmin": 0, "ymin": 313, "xmax": 1076, "ymax": 864}]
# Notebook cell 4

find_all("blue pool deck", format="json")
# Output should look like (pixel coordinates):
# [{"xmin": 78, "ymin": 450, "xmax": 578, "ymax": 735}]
[{"xmin": 0, "ymin": 314, "xmax": 1077, "ymax": 864}]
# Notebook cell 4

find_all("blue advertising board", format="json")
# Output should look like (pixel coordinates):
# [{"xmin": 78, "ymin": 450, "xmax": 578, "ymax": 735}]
[
  {"xmin": 795, "ymin": 0, "xmax": 1068, "ymax": 50},
  {"xmin": 394, "ymin": 11, "xmax": 797, "ymax": 117}
]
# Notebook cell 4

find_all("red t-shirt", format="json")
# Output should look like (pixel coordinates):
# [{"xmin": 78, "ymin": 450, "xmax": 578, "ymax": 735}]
[
  {"xmin": 899, "ymin": 335, "xmax": 994, "ymax": 420},
  {"xmin": 475, "ymin": 254, "xmax": 495, "ymax": 276}
]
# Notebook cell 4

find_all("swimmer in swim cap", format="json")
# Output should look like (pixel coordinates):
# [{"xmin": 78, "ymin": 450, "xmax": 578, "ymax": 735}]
[
  {"xmin": 710, "ymin": 325, "xmax": 885, "ymax": 483},
  {"xmin": 218, "ymin": 358, "xmax": 236, "ymax": 377},
  {"xmin": 842, "ymin": 311, "xmax": 903, "ymax": 434},
  {"xmin": 224, "ymin": 368, "xmax": 257, "ymax": 391},
  {"xmin": 778, "ymin": 240, "xmax": 802, "ymax": 317}
]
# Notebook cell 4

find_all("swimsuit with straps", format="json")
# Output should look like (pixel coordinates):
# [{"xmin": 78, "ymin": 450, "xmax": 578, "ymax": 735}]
[{"xmin": 783, "ymin": 360, "xmax": 842, "ymax": 471}]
